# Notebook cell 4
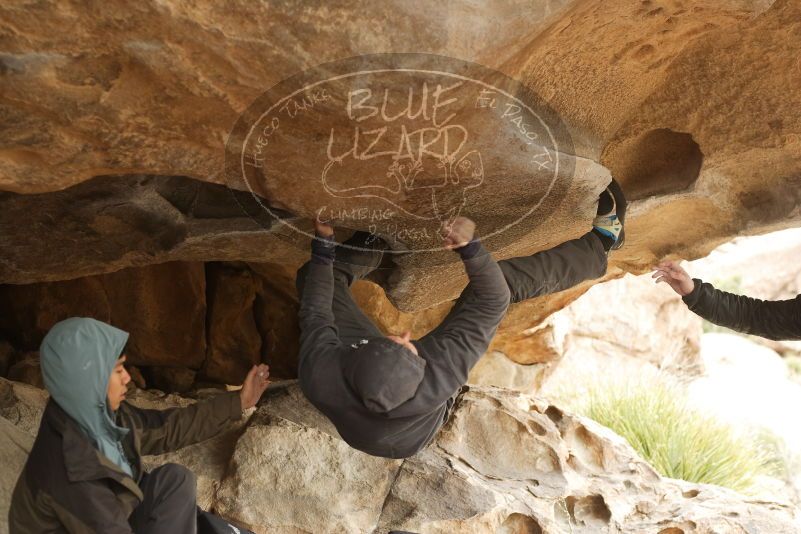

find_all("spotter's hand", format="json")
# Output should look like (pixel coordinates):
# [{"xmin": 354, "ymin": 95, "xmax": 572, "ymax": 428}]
[
  {"xmin": 652, "ymin": 260, "xmax": 695, "ymax": 297},
  {"xmin": 239, "ymin": 364, "xmax": 270, "ymax": 411}
]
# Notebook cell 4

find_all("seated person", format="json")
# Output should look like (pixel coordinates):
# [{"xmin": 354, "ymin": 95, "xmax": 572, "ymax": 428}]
[
  {"xmin": 9, "ymin": 317, "xmax": 270, "ymax": 534},
  {"xmin": 653, "ymin": 259, "xmax": 801, "ymax": 340},
  {"xmin": 295, "ymin": 179, "xmax": 626, "ymax": 459}
]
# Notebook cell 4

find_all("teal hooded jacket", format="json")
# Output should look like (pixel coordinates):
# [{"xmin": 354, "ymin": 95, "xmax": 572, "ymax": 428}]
[
  {"xmin": 39, "ymin": 317, "xmax": 134, "ymax": 477},
  {"xmin": 10, "ymin": 317, "xmax": 244, "ymax": 533}
]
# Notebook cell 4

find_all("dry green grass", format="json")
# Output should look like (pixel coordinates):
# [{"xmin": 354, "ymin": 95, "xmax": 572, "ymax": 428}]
[
  {"xmin": 786, "ymin": 355, "xmax": 801, "ymax": 383},
  {"xmin": 562, "ymin": 378, "xmax": 780, "ymax": 493}
]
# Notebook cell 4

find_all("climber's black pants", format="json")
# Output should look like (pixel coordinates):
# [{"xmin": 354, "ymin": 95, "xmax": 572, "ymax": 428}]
[
  {"xmin": 498, "ymin": 231, "xmax": 608, "ymax": 304},
  {"xmin": 297, "ymin": 231, "xmax": 607, "ymax": 346}
]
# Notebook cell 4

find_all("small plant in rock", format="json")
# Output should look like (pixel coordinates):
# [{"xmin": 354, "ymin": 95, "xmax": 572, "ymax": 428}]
[
  {"xmin": 564, "ymin": 377, "xmax": 780, "ymax": 493},
  {"xmin": 785, "ymin": 355, "xmax": 801, "ymax": 385}
]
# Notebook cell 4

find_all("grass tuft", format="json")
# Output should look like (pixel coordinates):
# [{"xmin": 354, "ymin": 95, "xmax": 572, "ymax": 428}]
[{"xmin": 562, "ymin": 377, "xmax": 780, "ymax": 493}]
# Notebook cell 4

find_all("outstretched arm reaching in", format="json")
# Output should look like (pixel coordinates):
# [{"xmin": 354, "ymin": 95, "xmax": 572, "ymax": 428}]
[{"xmin": 653, "ymin": 260, "xmax": 801, "ymax": 341}]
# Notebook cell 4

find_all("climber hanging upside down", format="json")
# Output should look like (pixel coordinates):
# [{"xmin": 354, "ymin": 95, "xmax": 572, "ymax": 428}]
[{"xmin": 295, "ymin": 179, "xmax": 626, "ymax": 459}]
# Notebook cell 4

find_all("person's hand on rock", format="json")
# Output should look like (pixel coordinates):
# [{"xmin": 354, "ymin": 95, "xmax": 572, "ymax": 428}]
[
  {"xmin": 240, "ymin": 364, "xmax": 270, "ymax": 411},
  {"xmin": 442, "ymin": 217, "xmax": 476, "ymax": 250},
  {"xmin": 652, "ymin": 260, "xmax": 695, "ymax": 296}
]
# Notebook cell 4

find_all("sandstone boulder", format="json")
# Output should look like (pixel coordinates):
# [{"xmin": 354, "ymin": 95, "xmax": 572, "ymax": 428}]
[
  {"xmin": 0, "ymin": 379, "xmax": 46, "ymax": 534},
  {"xmin": 0, "ymin": 418, "xmax": 34, "ymax": 534},
  {"xmin": 0, "ymin": 0, "xmax": 798, "ymax": 315},
  {"xmin": 0, "ymin": 379, "xmax": 48, "ymax": 437},
  {"xmin": 0, "ymin": 0, "xmax": 577, "ymax": 194},
  {"xmin": 533, "ymin": 272, "xmax": 703, "ymax": 399},
  {"xmin": 0, "ymin": 175, "xmax": 305, "ymax": 287},
  {"xmin": 468, "ymin": 351, "xmax": 548, "ymax": 392},
  {"xmin": 0, "ymin": 378, "xmax": 798, "ymax": 533},
  {"xmin": 215, "ymin": 416, "xmax": 401, "ymax": 533},
  {"xmin": 214, "ymin": 383, "xmax": 800, "ymax": 533},
  {"xmin": 6, "ymin": 353, "xmax": 43, "ymax": 389}
]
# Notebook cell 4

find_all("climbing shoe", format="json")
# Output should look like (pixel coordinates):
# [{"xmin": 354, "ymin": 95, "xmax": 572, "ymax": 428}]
[{"xmin": 592, "ymin": 178, "xmax": 626, "ymax": 251}]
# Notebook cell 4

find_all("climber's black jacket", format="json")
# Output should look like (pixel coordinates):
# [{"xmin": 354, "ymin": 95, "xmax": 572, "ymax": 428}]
[
  {"xmin": 296, "ymin": 240, "xmax": 510, "ymax": 459},
  {"xmin": 683, "ymin": 278, "xmax": 801, "ymax": 340}
]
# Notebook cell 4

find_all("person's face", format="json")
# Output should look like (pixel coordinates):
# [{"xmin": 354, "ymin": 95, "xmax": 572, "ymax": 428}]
[
  {"xmin": 107, "ymin": 355, "xmax": 131, "ymax": 412},
  {"xmin": 386, "ymin": 331, "xmax": 419, "ymax": 356}
]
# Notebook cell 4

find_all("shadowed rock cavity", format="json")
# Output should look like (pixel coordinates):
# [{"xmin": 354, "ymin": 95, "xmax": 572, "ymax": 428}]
[
  {"xmin": 0, "ymin": 174, "xmax": 307, "ymax": 285},
  {"xmin": 0, "ymin": 169, "xmax": 609, "ymax": 312},
  {"xmin": 552, "ymin": 494, "xmax": 613, "ymax": 532},
  {"xmin": 500, "ymin": 513, "xmax": 544, "ymax": 534},
  {"xmin": 603, "ymin": 128, "xmax": 703, "ymax": 200},
  {"xmin": 0, "ymin": 260, "xmax": 302, "ymax": 390}
]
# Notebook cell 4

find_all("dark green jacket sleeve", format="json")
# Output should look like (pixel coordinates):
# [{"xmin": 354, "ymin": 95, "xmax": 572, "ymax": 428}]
[
  {"xmin": 683, "ymin": 278, "xmax": 801, "ymax": 340},
  {"xmin": 10, "ymin": 474, "xmax": 136, "ymax": 534},
  {"xmin": 48, "ymin": 482, "xmax": 134, "ymax": 534},
  {"xmin": 123, "ymin": 391, "xmax": 242, "ymax": 456}
]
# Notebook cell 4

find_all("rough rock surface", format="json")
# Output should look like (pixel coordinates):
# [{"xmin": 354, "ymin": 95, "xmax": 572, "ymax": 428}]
[
  {"xmin": 0, "ymin": 261, "xmax": 207, "ymax": 369},
  {"xmin": 468, "ymin": 350, "xmax": 549, "ymax": 392},
  {"xmin": 0, "ymin": 175, "xmax": 308, "ymax": 286},
  {"xmin": 1, "ymin": 0, "xmax": 799, "ymax": 383},
  {"xmin": 0, "ymin": 378, "xmax": 798, "ymax": 533},
  {"xmin": 204, "ymin": 263, "xmax": 262, "ymax": 384},
  {"xmin": 0, "ymin": 379, "xmax": 47, "ymax": 438},
  {"xmin": 0, "ymin": 379, "xmax": 47, "ymax": 534},
  {"xmin": 538, "ymin": 272, "xmax": 704, "ymax": 398},
  {"xmin": 0, "ymin": 0, "xmax": 577, "ymax": 193},
  {"xmin": 0, "ymin": 418, "xmax": 33, "ymax": 534},
  {"xmin": 1, "ymin": 0, "xmax": 799, "ymax": 314},
  {"xmin": 0, "ymin": 343, "xmax": 13, "ymax": 378},
  {"xmin": 197, "ymin": 384, "xmax": 801, "ymax": 533},
  {"xmin": 6, "ymin": 353, "xmax": 42, "ymax": 389},
  {"xmin": 0, "ymin": 257, "xmax": 620, "ymax": 386},
  {"xmin": 1, "ymin": 2, "xmax": 800, "ymax": 528},
  {"xmin": 0, "ymin": 258, "xmax": 310, "ymax": 387},
  {"xmin": 248, "ymin": 263, "xmax": 303, "ymax": 380},
  {"xmin": 216, "ymin": 417, "xmax": 401, "ymax": 532}
]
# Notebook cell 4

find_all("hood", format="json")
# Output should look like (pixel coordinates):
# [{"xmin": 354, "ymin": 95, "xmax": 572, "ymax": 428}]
[
  {"xmin": 342, "ymin": 337, "xmax": 426, "ymax": 414},
  {"xmin": 40, "ymin": 317, "xmax": 133, "ymax": 477}
]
